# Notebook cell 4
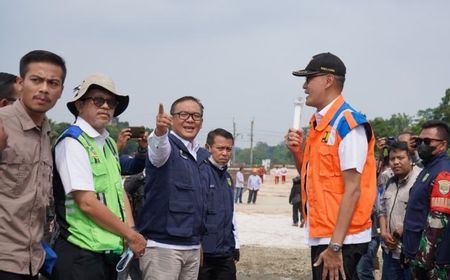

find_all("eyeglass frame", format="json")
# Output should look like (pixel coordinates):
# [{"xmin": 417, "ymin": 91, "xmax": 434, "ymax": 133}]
[
  {"xmin": 172, "ymin": 111, "xmax": 203, "ymax": 121},
  {"xmin": 81, "ymin": 96, "xmax": 119, "ymax": 109},
  {"xmin": 416, "ymin": 137, "xmax": 446, "ymax": 146}
]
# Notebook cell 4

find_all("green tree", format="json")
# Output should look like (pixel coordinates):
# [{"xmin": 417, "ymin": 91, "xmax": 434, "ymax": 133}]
[
  {"xmin": 412, "ymin": 89, "xmax": 449, "ymax": 133},
  {"xmin": 370, "ymin": 113, "xmax": 413, "ymax": 139},
  {"xmin": 431, "ymin": 89, "xmax": 450, "ymax": 123}
]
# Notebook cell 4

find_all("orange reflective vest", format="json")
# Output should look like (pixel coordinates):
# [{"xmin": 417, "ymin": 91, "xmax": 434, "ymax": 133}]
[{"xmin": 299, "ymin": 96, "xmax": 377, "ymax": 238}]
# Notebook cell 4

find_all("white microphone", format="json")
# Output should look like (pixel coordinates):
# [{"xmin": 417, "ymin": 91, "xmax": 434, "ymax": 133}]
[{"xmin": 292, "ymin": 97, "xmax": 305, "ymax": 130}]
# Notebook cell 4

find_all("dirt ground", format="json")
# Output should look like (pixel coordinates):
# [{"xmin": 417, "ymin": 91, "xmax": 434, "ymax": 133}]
[
  {"xmin": 234, "ymin": 169, "xmax": 381, "ymax": 280},
  {"xmin": 237, "ymin": 246, "xmax": 312, "ymax": 279}
]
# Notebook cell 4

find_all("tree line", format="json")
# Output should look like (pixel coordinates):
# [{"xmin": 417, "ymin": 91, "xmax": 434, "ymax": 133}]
[
  {"xmin": 49, "ymin": 89, "xmax": 449, "ymax": 166},
  {"xmin": 233, "ymin": 89, "xmax": 450, "ymax": 166}
]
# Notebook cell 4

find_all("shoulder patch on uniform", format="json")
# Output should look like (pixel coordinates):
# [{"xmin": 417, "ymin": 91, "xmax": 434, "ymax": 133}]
[
  {"xmin": 227, "ymin": 177, "xmax": 232, "ymax": 187},
  {"xmin": 438, "ymin": 180, "xmax": 450, "ymax": 195}
]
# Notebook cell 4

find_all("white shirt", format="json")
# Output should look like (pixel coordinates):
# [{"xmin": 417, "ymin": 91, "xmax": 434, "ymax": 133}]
[
  {"xmin": 148, "ymin": 130, "xmax": 200, "ymax": 168},
  {"xmin": 146, "ymin": 130, "xmax": 202, "ymax": 250},
  {"xmin": 55, "ymin": 117, "xmax": 109, "ymax": 195},
  {"xmin": 247, "ymin": 175, "xmax": 262, "ymax": 191},
  {"xmin": 280, "ymin": 167, "xmax": 288, "ymax": 176},
  {"xmin": 274, "ymin": 168, "xmax": 281, "ymax": 176},
  {"xmin": 306, "ymin": 97, "xmax": 371, "ymax": 246},
  {"xmin": 235, "ymin": 171, "xmax": 244, "ymax": 188}
]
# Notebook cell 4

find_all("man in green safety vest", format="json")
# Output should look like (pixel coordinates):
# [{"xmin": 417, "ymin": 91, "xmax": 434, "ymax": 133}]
[{"xmin": 51, "ymin": 74, "xmax": 146, "ymax": 280}]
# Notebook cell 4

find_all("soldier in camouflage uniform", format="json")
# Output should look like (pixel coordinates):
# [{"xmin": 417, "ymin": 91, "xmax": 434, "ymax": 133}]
[
  {"xmin": 411, "ymin": 211, "xmax": 449, "ymax": 279},
  {"xmin": 403, "ymin": 120, "xmax": 450, "ymax": 280}
]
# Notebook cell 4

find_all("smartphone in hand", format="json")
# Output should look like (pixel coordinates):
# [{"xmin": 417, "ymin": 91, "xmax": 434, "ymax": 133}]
[{"xmin": 129, "ymin": 126, "xmax": 145, "ymax": 139}]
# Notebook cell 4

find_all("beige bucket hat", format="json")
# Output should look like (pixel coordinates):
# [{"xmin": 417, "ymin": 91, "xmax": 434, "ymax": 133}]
[{"xmin": 67, "ymin": 74, "xmax": 129, "ymax": 117}]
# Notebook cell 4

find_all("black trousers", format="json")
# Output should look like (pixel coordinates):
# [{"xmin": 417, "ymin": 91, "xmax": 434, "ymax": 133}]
[
  {"xmin": 247, "ymin": 190, "xmax": 258, "ymax": 204},
  {"xmin": 198, "ymin": 255, "xmax": 236, "ymax": 280},
  {"xmin": 0, "ymin": 271, "xmax": 38, "ymax": 280},
  {"xmin": 292, "ymin": 202, "xmax": 303, "ymax": 225},
  {"xmin": 51, "ymin": 237, "xmax": 118, "ymax": 280},
  {"xmin": 311, "ymin": 243, "xmax": 368, "ymax": 280}
]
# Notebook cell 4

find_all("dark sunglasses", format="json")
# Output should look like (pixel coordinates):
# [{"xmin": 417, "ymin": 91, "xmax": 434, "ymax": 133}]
[
  {"xmin": 416, "ymin": 137, "xmax": 445, "ymax": 146},
  {"xmin": 82, "ymin": 96, "xmax": 118, "ymax": 109},
  {"xmin": 305, "ymin": 73, "xmax": 328, "ymax": 84}
]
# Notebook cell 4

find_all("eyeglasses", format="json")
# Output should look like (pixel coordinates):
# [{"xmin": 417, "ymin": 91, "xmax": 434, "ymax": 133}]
[
  {"xmin": 305, "ymin": 74, "xmax": 328, "ymax": 85},
  {"xmin": 172, "ymin": 111, "xmax": 203, "ymax": 121},
  {"xmin": 81, "ymin": 97, "xmax": 118, "ymax": 109},
  {"xmin": 416, "ymin": 137, "xmax": 445, "ymax": 146}
]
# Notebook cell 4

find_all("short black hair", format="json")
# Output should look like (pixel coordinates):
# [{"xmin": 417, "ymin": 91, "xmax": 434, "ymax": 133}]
[
  {"xmin": 206, "ymin": 128, "xmax": 234, "ymax": 146},
  {"xmin": 388, "ymin": 141, "xmax": 410, "ymax": 159},
  {"xmin": 422, "ymin": 120, "xmax": 449, "ymax": 147},
  {"xmin": 0, "ymin": 72, "xmax": 17, "ymax": 99},
  {"xmin": 170, "ymin": 96, "xmax": 204, "ymax": 115},
  {"xmin": 20, "ymin": 50, "xmax": 67, "ymax": 83}
]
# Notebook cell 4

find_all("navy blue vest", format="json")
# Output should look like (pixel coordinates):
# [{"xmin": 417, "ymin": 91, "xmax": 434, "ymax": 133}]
[
  {"xmin": 138, "ymin": 134, "xmax": 209, "ymax": 245},
  {"xmin": 201, "ymin": 160, "xmax": 236, "ymax": 257},
  {"xmin": 403, "ymin": 152, "xmax": 450, "ymax": 265}
]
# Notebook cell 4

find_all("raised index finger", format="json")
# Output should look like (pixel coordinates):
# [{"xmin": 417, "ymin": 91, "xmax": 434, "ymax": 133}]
[{"xmin": 158, "ymin": 103, "xmax": 164, "ymax": 115}]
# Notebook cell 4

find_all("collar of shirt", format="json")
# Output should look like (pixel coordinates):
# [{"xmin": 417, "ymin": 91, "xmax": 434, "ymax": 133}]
[
  {"xmin": 13, "ymin": 100, "xmax": 50, "ymax": 133},
  {"xmin": 170, "ymin": 131, "xmax": 200, "ymax": 155},
  {"xmin": 208, "ymin": 156, "xmax": 226, "ymax": 170},
  {"xmin": 314, "ymin": 96, "xmax": 339, "ymax": 125},
  {"xmin": 396, "ymin": 167, "xmax": 417, "ymax": 186},
  {"xmin": 75, "ymin": 117, "xmax": 109, "ymax": 141}
]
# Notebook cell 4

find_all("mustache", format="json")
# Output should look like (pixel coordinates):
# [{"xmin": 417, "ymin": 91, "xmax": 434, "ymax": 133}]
[{"xmin": 33, "ymin": 94, "xmax": 51, "ymax": 102}]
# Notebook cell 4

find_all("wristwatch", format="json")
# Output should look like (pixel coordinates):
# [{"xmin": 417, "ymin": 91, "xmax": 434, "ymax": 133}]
[{"xmin": 328, "ymin": 243, "xmax": 342, "ymax": 253}]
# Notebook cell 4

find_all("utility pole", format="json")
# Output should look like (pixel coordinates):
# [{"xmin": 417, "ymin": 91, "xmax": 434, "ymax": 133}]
[
  {"xmin": 232, "ymin": 118, "xmax": 236, "ymax": 164},
  {"xmin": 249, "ymin": 119, "xmax": 254, "ymax": 167}
]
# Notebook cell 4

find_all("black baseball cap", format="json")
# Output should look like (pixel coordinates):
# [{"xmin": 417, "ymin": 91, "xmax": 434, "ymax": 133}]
[{"xmin": 292, "ymin": 52, "xmax": 346, "ymax": 77}]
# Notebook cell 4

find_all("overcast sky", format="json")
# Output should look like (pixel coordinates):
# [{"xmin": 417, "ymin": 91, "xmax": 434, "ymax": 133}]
[{"xmin": 2, "ymin": 1, "xmax": 449, "ymax": 147}]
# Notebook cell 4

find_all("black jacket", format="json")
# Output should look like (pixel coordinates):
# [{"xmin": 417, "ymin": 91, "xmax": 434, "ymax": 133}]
[{"xmin": 289, "ymin": 176, "xmax": 301, "ymax": 205}]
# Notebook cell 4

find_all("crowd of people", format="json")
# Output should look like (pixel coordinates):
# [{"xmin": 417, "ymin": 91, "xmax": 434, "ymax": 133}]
[
  {"xmin": 0, "ymin": 51, "xmax": 240, "ymax": 280},
  {"xmin": 0, "ymin": 50, "xmax": 448, "ymax": 280}
]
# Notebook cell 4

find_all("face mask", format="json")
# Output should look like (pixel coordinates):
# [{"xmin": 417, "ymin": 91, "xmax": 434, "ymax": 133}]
[{"xmin": 417, "ymin": 143, "xmax": 436, "ymax": 163}]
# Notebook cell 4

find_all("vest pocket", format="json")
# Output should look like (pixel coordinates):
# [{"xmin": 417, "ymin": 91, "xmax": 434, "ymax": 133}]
[
  {"xmin": 91, "ymin": 164, "xmax": 108, "ymax": 192},
  {"xmin": 202, "ymin": 224, "xmax": 218, "ymax": 252},
  {"xmin": 167, "ymin": 183, "xmax": 195, "ymax": 237},
  {"xmin": 318, "ymin": 146, "xmax": 342, "ymax": 177}
]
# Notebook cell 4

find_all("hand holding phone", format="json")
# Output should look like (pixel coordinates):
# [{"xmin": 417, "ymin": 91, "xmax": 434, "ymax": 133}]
[{"xmin": 129, "ymin": 126, "xmax": 145, "ymax": 139}]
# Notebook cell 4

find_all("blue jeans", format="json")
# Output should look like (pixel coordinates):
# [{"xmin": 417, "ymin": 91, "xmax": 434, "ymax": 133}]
[
  {"xmin": 381, "ymin": 250, "xmax": 412, "ymax": 280},
  {"xmin": 356, "ymin": 236, "xmax": 380, "ymax": 280},
  {"xmin": 234, "ymin": 188, "xmax": 243, "ymax": 203}
]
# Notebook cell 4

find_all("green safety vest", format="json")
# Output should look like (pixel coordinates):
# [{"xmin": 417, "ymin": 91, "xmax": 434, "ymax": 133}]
[{"xmin": 61, "ymin": 131, "xmax": 126, "ymax": 254}]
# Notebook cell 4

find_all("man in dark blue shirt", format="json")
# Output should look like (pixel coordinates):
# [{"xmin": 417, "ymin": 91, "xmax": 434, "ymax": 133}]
[
  {"xmin": 403, "ymin": 120, "xmax": 450, "ymax": 279},
  {"xmin": 199, "ymin": 128, "xmax": 240, "ymax": 280}
]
